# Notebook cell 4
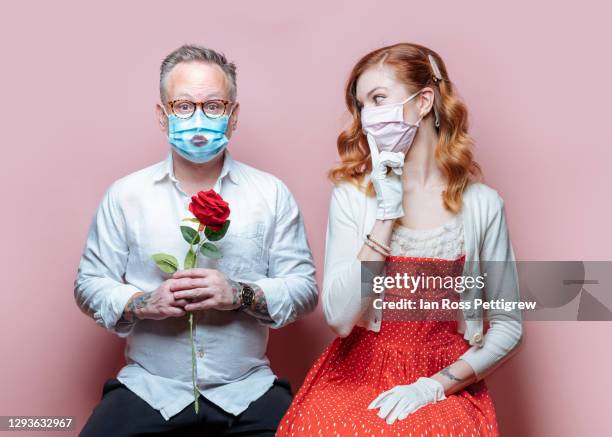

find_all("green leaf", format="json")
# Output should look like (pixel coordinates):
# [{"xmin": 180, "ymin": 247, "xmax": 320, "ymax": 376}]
[
  {"xmin": 204, "ymin": 220, "xmax": 231, "ymax": 241},
  {"xmin": 182, "ymin": 217, "xmax": 200, "ymax": 223},
  {"xmin": 180, "ymin": 226, "xmax": 201, "ymax": 245},
  {"xmin": 200, "ymin": 242, "xmax": 222, "ymax": 259},
  {"xmin": 152, "ymin": 253, "xmax": 178, "ymax": 273},
  {"xmin": 184, "ymin": 248, "xmax": 196, "ymax": 269}
]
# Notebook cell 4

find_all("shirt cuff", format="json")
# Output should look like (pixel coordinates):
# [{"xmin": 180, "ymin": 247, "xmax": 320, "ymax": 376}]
[
  {"xmin": 93, "ymin": 284, "xmax": 141, "ymax": 338},
  {"xmin": 252, "ymin": 277, "xmax": 295, "ymax": 329}
]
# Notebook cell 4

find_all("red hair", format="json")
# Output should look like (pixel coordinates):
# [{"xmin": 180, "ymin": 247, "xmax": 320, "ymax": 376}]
[{"xmin": 329, "ymin": 43, "xmax": 482, "ymax": 213}]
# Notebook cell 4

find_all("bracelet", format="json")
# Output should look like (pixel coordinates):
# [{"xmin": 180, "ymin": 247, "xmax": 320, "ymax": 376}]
[
  {"xmin": 366, "ymin": 234, "xmax": 391, "ymax": 253},
  {"xmin": 364, "ymin": 237, "xmax": 390, "ymax": 257}
]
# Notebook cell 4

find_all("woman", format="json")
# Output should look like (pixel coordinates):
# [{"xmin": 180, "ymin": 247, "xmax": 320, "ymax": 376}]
[{"xmin": 277, "ymin": 43, "xmax": 523, "ymax": 436}]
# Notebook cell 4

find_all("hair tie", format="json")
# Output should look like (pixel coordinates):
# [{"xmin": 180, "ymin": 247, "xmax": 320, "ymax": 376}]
[{"xmin": 428, "ymin": 54, "xmax": 443, "ymax": 83}]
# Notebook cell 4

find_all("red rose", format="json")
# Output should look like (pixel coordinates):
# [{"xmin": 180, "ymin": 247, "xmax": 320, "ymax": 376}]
[{"xmin": 188, "ymin": 189, "xmax": 230, "ymax": 231}]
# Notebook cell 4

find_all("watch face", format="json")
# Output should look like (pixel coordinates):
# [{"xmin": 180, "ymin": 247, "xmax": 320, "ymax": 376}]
[{"xmin": 241, "ymin": 284, "xmax": 255, "ymax": 306}]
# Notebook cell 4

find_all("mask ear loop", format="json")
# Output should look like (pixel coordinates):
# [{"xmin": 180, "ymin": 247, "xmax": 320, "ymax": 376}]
[
  {"xmin": 405, "ymin": 89, "xmax": 427, "ymax": 127},
  {"xmin": 159, "ymin": 103, "xmax": 174, "ymax": 137},
  {"xmin": 401, "ymin": 90, "xmax": 422, "ymax": 105},
  {"xmin": 159, "ymin": 102, "xmax": 172, "ymax": 120},
  {"xmin": 412, "ymin": 89, "xmax": 429, "ymax": 128}
]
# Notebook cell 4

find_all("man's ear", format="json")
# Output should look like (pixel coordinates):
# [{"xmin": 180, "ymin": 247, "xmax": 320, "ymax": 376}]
[
  {"xmin": 156, "ymin": 103, "xmax": 168, "ymax": 134},
  {"xmin": 226, "ymin": 102, "xmax": 240, "ymax": 139}
]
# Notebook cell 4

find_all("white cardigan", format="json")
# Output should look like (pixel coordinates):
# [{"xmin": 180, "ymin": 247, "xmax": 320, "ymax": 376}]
[{"xmin": 321, "ymin": 177, "xmax": 523, "ymax": 382}]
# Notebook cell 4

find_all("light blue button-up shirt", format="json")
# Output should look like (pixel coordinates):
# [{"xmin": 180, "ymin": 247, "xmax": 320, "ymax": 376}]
[{"xmin": 74, "ymin": 150, "xmax": 318, "ymax": 420}]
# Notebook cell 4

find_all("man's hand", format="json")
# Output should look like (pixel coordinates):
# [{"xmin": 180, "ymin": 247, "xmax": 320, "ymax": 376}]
[
  {"xmin": 170, "ymin": 268, "xmax": 241, "ymax": 312},
  {"xmin": 124, "ymin": 280, "xmax": 190, "ymax": 321}
]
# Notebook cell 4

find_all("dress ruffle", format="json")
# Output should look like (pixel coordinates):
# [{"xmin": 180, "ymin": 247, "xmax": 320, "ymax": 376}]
[{"xmin": 390, "ymin": 214, "xmax": 464, "ymax": 260}]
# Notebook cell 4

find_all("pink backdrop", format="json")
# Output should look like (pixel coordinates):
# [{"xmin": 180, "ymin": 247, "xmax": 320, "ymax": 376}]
[{"xmin": 1, "ymin": 1, "xmax": 611, "ymax": 435}]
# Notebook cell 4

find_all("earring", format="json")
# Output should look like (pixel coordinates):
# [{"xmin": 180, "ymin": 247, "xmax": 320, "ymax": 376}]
[{"xmin": 424, "ymin": 109, "xmax": 440, "ymax": 127}]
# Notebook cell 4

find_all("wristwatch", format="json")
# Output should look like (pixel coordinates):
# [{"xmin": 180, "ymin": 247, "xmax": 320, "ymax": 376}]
[{"xmin": 238, "ymin": 282, "xmax": 255, "ymax": 310}]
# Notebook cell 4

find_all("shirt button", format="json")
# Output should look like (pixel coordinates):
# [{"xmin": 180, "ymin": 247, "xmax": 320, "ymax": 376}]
[
  {"xmin": 197, "ymin": 350, "xmax": 204, "ymax": 358},
  {"xmin": 473, "ymin": 333, "xmax": 483, "ymax": 344}
]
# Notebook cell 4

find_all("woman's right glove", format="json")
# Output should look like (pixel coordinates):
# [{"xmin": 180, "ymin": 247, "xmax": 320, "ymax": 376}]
[{"xmin": 367, "ymin": 133, "xmax": 405, "ymax": 220}]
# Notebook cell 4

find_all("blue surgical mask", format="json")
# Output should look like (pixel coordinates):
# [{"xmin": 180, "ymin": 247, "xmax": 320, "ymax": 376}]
[{"xmin": 165, "ymin": 108, "xmax": 230, "ymax": 163}]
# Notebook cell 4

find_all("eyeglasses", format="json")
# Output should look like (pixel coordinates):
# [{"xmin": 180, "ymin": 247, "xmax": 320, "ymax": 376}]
[{"xmin": 166, "ymin": 99, "xmax": 234, "ymax": 119}]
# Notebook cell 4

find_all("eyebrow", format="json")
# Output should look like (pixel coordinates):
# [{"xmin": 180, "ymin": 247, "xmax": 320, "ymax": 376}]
[
  {"xmin": 356, "ymin": 86, "xmax": 388, "ymax": 104},
  {"xmin": 367, "ymin": 86, "xmax": 387, "ymax": 98}
]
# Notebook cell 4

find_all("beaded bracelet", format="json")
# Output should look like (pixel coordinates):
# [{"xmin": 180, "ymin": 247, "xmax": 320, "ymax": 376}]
[{"xmin": 364, "ymin": 237, "xmax": 390, "ymax": 257}]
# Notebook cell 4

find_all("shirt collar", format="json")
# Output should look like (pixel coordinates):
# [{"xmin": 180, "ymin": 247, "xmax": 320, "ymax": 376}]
[{"xmin": 153, "ymin": 149, "xmax": 239, "ymax": 185}]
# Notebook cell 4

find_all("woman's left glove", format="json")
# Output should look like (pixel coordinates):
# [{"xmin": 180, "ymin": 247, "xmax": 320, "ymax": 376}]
[{"xmin": 367, "ymin": 377, "xmax": 446, "ymax": 424}]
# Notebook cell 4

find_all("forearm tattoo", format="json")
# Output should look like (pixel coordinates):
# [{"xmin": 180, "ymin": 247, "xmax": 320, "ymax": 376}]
[
  {"xmin": 245, "ymin": 284, "xmax": 273, "ymax": 322},
  {"xmin": 119, "ymin": 292, "xmax": 151, "ymax": 323},
  {"xmin": 228, "ymin": 278, "xmax": 241, "ymax": 307},
  {"xmin": 440, "ymin": 365, "xmax": 465, "ymax": 382}
]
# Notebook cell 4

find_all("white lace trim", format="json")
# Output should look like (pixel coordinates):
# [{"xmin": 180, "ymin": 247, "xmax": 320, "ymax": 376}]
[{"xmin": 390, "ymin": 214, "xmax": 465, "ymax": 260}]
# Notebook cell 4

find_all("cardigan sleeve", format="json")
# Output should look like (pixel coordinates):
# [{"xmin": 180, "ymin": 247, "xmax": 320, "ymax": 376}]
[
  {"xmin": 459, "ymin": 192, "xmax": 524, "ymax": 382},
  {"xmin": 322, "ymin": 183, "xmax": 374, "ymax": 337}
]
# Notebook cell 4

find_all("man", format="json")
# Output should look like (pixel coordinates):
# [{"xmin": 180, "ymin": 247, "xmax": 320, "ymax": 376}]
[{"xmin": 75, "ymin": 45, "xmax": 318, "ymax": 436}]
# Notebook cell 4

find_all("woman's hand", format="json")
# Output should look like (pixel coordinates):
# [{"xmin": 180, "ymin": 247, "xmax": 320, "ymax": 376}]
[
  {"xmin": 367, "ymin": 134, "xmax": 405, "ymax": 220},
  {"xmin": 367, "ymin": 377, "xmax": 446, "ymax": 424}
]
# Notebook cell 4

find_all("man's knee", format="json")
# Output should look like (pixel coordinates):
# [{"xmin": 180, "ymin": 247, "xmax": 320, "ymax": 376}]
[
  {"xmin": 251, "ymin": 378, "xmax": 294, "ymax": 425},
  {"xmin": 227, "ymin": 377, "xmax": 294, "ymax": 436},
  {"xmin": 269, "ymin": 377, "xmax": 294, "ymax": 413},
  {"xmin": 78, "ymin": 379, "xmax": 152, "ymax": 437}
]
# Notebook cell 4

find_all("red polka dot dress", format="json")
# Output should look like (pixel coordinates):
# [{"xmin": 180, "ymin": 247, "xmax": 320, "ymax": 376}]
[{"xmin": 277, "ymin": 215, "xmax": 499, "ymax": 436}]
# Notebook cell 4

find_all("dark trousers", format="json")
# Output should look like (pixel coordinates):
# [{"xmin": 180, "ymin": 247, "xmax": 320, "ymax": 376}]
[{"xmin": 79, "ymin": 377, "xmax": 293, "ymax": 437}]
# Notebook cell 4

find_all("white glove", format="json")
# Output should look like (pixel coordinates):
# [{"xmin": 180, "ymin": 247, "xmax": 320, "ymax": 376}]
[
  {"xmin": 367, "ymin": 133, "xmax": 405, "ymax": 220},
  {"xmin": 367, "ymin": 377, "xmax": 446, "ymax": 425}
]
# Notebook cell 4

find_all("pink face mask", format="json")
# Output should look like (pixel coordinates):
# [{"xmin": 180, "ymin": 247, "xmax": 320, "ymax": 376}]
[{"xmin": 360, "ymin": 89, "xmax": 424, "ymax": 154}]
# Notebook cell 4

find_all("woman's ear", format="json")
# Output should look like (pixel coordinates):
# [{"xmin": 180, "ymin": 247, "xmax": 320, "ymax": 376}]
[
  {"xmin": 156, "ymin": 103, "xmax": 168, "ymax": 134},
  {"xmin": 226, "ymin": 102, "xmax": 240, "ymax": 139},
  {"xmin": 418, "ymin": 87, "xmax": 435, "ymax": 118}
]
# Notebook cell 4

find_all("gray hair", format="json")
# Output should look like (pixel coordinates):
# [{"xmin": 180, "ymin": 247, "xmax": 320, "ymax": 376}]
[{"xmin": 159, "ymin": 44, "xmax": 237, "ymax": 101}]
